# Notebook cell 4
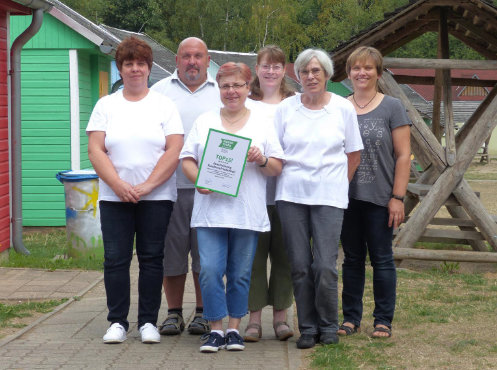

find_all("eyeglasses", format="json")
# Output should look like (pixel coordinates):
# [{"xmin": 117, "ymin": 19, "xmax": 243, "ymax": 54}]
[
  {"xmin": 219, "ymin": 82, "xmax": 247, "ymax": 91},
  {"xmin": 300, "ymin": 68, "xmax": 323, "ymax": 78},
  {"xmin": 260, "ymin": 64, "xmax": 283, "ymax": 72}
]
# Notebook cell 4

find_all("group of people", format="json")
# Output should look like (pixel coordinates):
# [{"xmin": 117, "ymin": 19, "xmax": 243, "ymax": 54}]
[{"xmin": 86, "ymin": 35, "xmax": 411, "ymax": 353}]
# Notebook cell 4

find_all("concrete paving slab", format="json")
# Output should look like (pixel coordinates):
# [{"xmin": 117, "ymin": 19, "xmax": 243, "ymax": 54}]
[{"xmin": 0, "ymin": 257, "xmax": 306, "ymax": 370}]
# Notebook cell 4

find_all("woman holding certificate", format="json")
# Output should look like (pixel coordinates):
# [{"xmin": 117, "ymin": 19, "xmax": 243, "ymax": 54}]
[
  {"xmin": 274, "ymin": 48, "xmax": 363, "ymax": 349},
  {"xmin": 244, "ymin": 45, "xmax": 295, "ymax": 342},
  {"xmin": 180, "ymin": 62, "xmax": 284, "ymax": 354}
]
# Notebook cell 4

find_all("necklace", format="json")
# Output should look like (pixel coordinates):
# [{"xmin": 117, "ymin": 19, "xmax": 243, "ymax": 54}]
[
  {"xmin": 352, "ymin": 91, "xmax": 377, "ymax": 109},
  {"xmin": 221, "ymin": 107, "xmax": 248, "ymax": 125}
]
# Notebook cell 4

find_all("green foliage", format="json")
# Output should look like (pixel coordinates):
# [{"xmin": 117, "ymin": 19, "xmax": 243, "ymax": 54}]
[
  {"xmin": 58, "ymin": 0, "xmax": 486, "ymax": 61},
  {"xmin": 439, "ymin": 261, "xmax": 460, "ymax": 274},
  {"xmin": 0, "ymin": 229, "xmax": 104, "ymax": 271}
]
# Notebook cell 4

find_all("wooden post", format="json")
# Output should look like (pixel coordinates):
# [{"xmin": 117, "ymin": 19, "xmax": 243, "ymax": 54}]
[
  {"xmin": 379, "ymin": 72, "xmax": 447, "ymax": 172},
  {"xmin": 394, "ymin": 248, "xmax": 497, "ymax": 263},
  {"xmin": 439, "ymin": 8, "xmax": 456, "ymax": 166}
]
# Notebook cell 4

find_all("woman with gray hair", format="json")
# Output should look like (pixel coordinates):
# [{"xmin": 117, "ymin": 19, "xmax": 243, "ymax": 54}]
[{"xmin": 274, "ymin": 48, "xmax": 363, "ymax": 349}]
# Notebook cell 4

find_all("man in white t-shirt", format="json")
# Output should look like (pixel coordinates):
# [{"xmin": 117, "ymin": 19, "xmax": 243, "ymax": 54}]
[{"xmin": 151, "ymin": 37, "xmax": 221, "ymax": 336}]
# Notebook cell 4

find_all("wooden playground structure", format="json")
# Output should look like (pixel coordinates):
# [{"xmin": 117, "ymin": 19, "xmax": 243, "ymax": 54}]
[{"xmin": 331, "ymin": 0, "xmax": 497, "ymax": 263}]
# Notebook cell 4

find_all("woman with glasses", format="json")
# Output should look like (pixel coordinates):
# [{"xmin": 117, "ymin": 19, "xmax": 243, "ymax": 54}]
[
  {"xmin": 180, "ymin": 62, "xmax": 284, "ymax": 353},
  {"xmin": 243, "ymin": 45, "xmax": 295, "ymax": 343},
  {"xmin": 274, "ymin": 48, "xmax": 363, "ymax": 349}
]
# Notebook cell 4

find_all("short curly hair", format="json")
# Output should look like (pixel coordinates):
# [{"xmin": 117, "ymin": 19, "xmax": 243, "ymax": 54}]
[{"xmin": 115, "ymin": 36, "xmax": 153, "ymax": 72}]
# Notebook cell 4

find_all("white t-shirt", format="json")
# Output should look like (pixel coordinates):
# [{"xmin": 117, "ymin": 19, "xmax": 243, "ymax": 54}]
[
  {"xmin": 274, "ymin": 93, "xmax": 363, "ymax": 208},
  {"xmin": 86, "ymin": 89, "xmax": 184, "ymax": 202},
  {"xmin": 151, "ymin": 71, "xmax": 222, "ymax": 189},
  {"xmin": 180, "ymin": 109, "xmax": 284, "ymax": 232},
  {"xmin": 245, "ymin": 98, "xmax": 280, "ymax": 206}
]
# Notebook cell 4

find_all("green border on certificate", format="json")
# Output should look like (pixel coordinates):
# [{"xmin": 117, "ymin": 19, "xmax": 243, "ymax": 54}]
[{"xmin": 195, "ymin": 129, "xmax": 252, "ymax": 197}]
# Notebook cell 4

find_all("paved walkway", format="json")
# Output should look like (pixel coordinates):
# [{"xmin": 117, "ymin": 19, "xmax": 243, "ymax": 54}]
[{"xmin": 0, "ymin": 258, "xmax": 306, "ymax": 369}]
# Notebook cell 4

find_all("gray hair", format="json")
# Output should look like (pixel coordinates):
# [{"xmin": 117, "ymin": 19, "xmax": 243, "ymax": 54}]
[{"xmin": 294, "ymin": 48, "xmax": 334, "ymax": 81}]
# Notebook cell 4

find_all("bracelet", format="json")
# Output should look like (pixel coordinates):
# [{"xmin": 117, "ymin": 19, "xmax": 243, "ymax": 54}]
[
  {"xmin": 259, "ymin": 156, "xmax": 268, "ymax": 168},
  {"xmin": 391, "ymin": 194, "xmax": 404, "ymax": 202}
]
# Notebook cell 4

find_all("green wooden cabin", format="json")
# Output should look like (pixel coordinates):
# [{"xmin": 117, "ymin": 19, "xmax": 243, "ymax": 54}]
[{"xmin": 10, "ymin": 5, "xmax": 117, "ymax": 226}]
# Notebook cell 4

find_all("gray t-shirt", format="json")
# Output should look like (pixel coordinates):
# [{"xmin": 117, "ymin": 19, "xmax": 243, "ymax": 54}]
[{"xmin": 349, "ymin": 95, "xmax": 410, "ymax": 207}]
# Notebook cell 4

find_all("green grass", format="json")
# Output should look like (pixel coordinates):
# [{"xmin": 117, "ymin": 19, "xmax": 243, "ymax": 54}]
[
  {"xmin": 0, "ymin": 229, "xmax": 104, "ymax": 271},
  {"xmin": 311, "ymin": 268, "xmax": 497, "ymax": 369},
  {"xmin": 0, "ymin": 299, "xmax": 67, "ymax": 331}
]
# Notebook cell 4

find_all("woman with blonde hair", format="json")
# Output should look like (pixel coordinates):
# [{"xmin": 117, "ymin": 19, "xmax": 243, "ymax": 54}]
[{"xmin": 338, "ymin": 46, "xmax": 411, "ymax": 339}]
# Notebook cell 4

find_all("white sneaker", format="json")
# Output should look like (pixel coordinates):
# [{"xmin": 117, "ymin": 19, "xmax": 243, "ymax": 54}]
[
  {"xmin": 140, "ymin": 323, "xmax": 160, "ymax": 343},
  {"xmin": 103, "ymin": 323, "xmax": 127, "ymax": 343}
]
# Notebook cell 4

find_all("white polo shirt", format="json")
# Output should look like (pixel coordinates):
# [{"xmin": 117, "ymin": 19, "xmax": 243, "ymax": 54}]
[
  {"xmin": 151, "ymin": 71, "xmax": 222, "ymax": 189},
  {"xmin": 274, "ymin": 93, "xmax": 363, "ymax": 209}
]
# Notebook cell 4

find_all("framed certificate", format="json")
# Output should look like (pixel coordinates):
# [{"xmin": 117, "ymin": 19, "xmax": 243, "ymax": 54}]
[{"xmin": 195, "ymin": 129, "xmax": 252, "ymax": 197}]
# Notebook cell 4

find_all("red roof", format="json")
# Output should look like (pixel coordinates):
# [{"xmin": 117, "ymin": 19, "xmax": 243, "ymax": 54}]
[{"xmin": 389, "ymin": 68, "xmax": 494, "ymax": 102}]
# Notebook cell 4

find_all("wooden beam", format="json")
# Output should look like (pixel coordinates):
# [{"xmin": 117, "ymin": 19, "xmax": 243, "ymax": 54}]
[
  {"xmin": 408, "ymin": 166, "xmax": 489, "ymax": 252},
  {"xmin": 455, "ymin": 81, "xmax": 497, "ymax": 147},
  {"xmin": 448, "ymin": 29, "xmax": 497, "ymax": 60},
  {"xmin": 383, "ymin": 58, "xmax": 497, "ymax": 69},
  {"xmin": 454, "ymin": 181, "xmax": 497, "ymax": 251},
  {"xmin": 449, "ymin": 17, "xmax": 497, "ymax": 51},
  {"xmin": 379, "ymin": 72, "xmax": 447, "ymax": 172},
  {"xmin": 394, "ymin": 248, "xmax": 497, "ymax": 263},
  {"xmin": 439, "ymin": 8, "xmax": 456, "ymax": 166},
  {"xmin": 394, "ymin": 87, "xmax": 497, "ymax": 250},
  {"xmin": 392, "ymin": 75, "xmax": 497, "ymax": 87}
]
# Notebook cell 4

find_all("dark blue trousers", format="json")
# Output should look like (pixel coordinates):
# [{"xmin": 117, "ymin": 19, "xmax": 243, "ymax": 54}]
[
  {"xmin": 100, "ymin": 200, "xmax": 173, "ymax": 330},
  {"xmin": 340, "ymin": 198, "xmax": 396, "ymax": 329}
]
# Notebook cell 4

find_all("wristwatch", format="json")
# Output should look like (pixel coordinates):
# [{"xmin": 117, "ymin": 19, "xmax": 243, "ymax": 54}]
[
  {"xmin": 259, "ymin": 156, "xmax": 268, "ymax": 168},
  {"xmin": 391, "ymin": 194, "xmax": 405, "ymax": 202}
]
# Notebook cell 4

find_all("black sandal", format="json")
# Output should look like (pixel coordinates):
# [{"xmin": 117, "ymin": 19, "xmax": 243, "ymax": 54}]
[
  {"xmin": 187, "ymin": 313, "xmax": 210, "ymax": 335},
  {"xmin": 372, "ymin": 325, "xmax": 392, "ymax": 338},
  {"xmin": 337, "ymin": 323, "xmax": 360, "ymax": 336}
]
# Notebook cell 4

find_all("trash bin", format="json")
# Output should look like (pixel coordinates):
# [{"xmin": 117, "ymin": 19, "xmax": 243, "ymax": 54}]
[{"xmin": 56, "ymin": 170, "xmax": 103, "ymax": 258}]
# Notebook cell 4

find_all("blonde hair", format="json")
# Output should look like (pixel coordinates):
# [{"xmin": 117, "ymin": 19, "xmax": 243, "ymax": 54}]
[{"xmin": 346, "ymin": 46, "xmax": 383, "ymax": 76}]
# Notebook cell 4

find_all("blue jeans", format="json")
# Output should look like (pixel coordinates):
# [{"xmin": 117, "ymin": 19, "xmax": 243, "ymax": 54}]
[
  {"xmin": 340, "ymin": 198, "xmax": 396, "ymax": 329},
  {"xmin": 277, "ymin": 201, "xmax": 343, "ymax": 336},
  {"xmin": 100, "ymin": 200, "xmax": 173, "ymax": 331},
  {"xmin": 197, "ymin": 227, "xmax": 259, "ymax": 321}
]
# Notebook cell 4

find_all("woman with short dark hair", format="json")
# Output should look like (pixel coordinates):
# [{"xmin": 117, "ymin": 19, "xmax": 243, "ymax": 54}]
[{"xmin": 87, "ymin": 36, "xmax": 184, "ymax": 344}]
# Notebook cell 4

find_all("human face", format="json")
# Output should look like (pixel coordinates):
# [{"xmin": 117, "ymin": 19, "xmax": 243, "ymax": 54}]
[
  {"xmin": 218, "ymin": 74, "xmax": 249, "ymax": 112},
  {"xmin": 120, "ymin": 59, "xmax": 150, "ymax": 90},
  {"xmin": 348, "ymin": 57, "xmax": 380, "ymax": 92},
  {"xmin": 176, "ymin": 38, "xmax": 210, "ymax": 90},
  {"xmin": 255, "ymin": 56, "xmax": 285, "ymax": 92},
  {"xmin": 300, "ymin": 58, "xmax": 327, "ymax": 96}
]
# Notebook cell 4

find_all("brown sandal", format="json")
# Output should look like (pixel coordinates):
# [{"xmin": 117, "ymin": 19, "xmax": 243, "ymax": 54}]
[
  {"xmin": 273, "ymin": 321, "xmax": 294, "ymax": 341},
  {"xmin": 244, "ymin": 323, "xmax": 262, "ymax": 342}
]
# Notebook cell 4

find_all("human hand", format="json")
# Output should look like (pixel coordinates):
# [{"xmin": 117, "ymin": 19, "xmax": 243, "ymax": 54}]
[
  {"xmin": 113, "ymin": 180, "xmax": 140, "ymax": 203},
  {"xmin": 388, "ymin": 198, "xmax": 405, "ymax": 229},
  {"xmin": 247, "ymin": 146, "xmax": 265, "ymax": 165},
  {"xmin": 134, "ymin": 182, "xmax": 155, "ymax": 198},
  {"xmin": 197, "ymin": 187, "xmax": 213, "ymax": 195}
]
